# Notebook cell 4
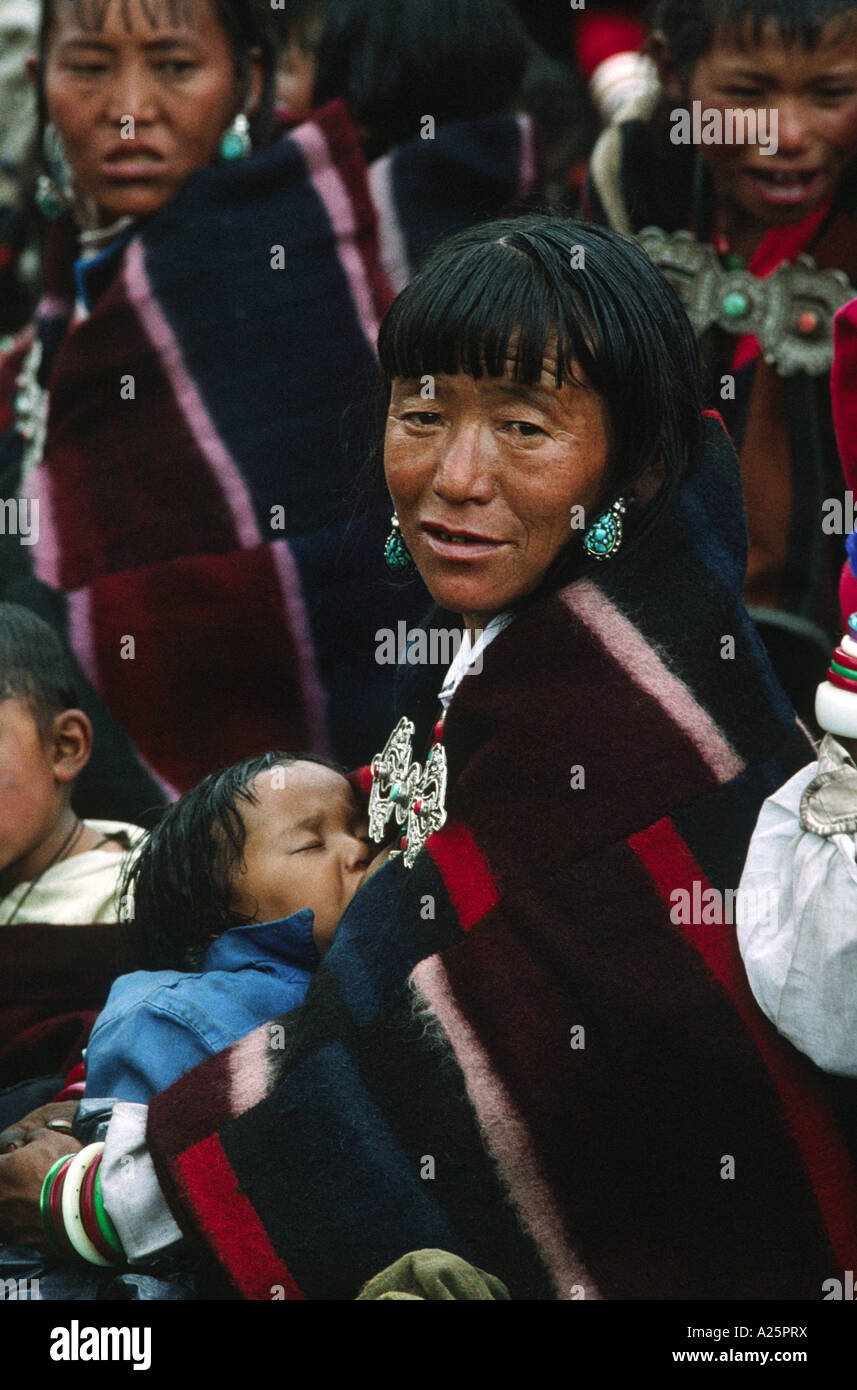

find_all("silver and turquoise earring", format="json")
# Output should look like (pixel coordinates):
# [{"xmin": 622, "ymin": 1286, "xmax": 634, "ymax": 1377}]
[
  {"xmin": 583, "ymin": 497, "xmax": 629, "ymax": 561},
  {"xmin": 384, "ymin": 514, "xmax": 416, "ymax": 572},
  {"xmin": 35, "ymin": 123, "xmax": 71, "ymax": 219},
  {"xmin": 219, "ymin": 113, "xmax": 252, "ymax": 161}
]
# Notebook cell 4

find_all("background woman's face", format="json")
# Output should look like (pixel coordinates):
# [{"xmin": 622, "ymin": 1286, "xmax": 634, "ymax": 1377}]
[
  {"xmin": 686, "ymin": 18, "xmax": 857, "ymax": 232},
  {"xmin": 385, "ymin": 364, "xmax": 612, "ymax": 628},
  {"xmin": 42, "ymin": 0, "xmax": 256, "ymax": 223}
]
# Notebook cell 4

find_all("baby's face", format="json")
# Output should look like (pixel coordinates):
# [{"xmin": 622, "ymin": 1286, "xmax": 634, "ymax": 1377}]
[{"xmin": 228, "ymin": 763, "xmax": 374, "ymax": 954}]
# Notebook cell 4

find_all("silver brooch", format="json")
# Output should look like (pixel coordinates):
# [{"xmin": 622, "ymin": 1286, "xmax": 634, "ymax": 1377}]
[
  {"xmin": 368, "ymin": 716, "xmax": 448, "ymax": 868},
  {"xmin": 14, "ymin": 337, "xmax": 49, "ymax": 482},
  {"xmin": 636, "ymin": 226, "xmax": 855, "ymax": 376}
]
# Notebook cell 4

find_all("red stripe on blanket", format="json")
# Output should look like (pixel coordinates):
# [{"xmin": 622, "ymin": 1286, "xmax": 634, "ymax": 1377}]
[
  {"xmin": 427, "ymin": 819, "xmax": 499, "ymax": 931},
  {"xmin": 176, "ymin": 1134, "xmax": 306, "ymax": 1301},
  {"xmin": 631, "ymin": 816, "xmax": 857, "ymax": 1271}
]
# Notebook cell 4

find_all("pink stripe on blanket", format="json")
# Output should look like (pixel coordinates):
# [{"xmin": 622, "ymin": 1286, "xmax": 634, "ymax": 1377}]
[
  {"xmin": 20, "ymin": 462, "xmax": 61, "ymax": 588},
  {"xmin": 367, "ymin": 154, "xmax": 410, "ymax": 295},
  {"xmin": 270, "ymin": 540, "xmax": 331, "ymax": 757},
  {"xmin": 35, "ymin": 295, "xmax": 74, "ymax": 320},
  {"xmin": 411, "ymin": 954, "xmax": 601, "ymax": 1301},
  {"xmin": 563, "ymin": 582, "xmax": 744, "ymax": 783},
  {"xmin": 515, "ymin": 113, "xmax": 537, "ymax": 202},
  {"xmin": 121, "ymin": 239, "xmax": 262, "ymax": 551},
  {"xmin": 227, "ymin": 1022, "xmax": 281, "ymax": 1117},
  {"xmin": 290, "ymin": 120, "xmax": 381, "ymax": 352}
]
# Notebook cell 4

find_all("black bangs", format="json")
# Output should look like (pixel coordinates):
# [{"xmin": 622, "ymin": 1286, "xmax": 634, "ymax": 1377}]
[
  {"xmin": 651, "ymin": 0, "xmax": 857, "ymax": 72},
  {"xmin": 378, "ymin": 237, "xmax": 599, "ymax": 391}
]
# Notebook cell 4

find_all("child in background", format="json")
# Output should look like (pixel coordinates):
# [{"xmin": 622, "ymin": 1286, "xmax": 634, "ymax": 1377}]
[
  {"xmin": 84, "ymin": 751, "xmax": 388, "ymax": 1104},
  {"xmin": 585, "ymin": 0, "xmax": 857, "ymax": 724},
  {"xmin": 0, "ymin": 603, "xmax": 142, "ymax": 1093}
]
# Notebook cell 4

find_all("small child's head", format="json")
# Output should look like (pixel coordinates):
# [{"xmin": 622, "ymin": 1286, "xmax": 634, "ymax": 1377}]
[
  {"xmin": 0, "ymin": 603, "xmax": 92, "ymax": 887},
  {"xmin": 124, "ymin": 751, "xmax": 374, "ymax": 970},
  {"xmin": 650, "ymin": 0, "xmax": 857, "ymax": 230}
]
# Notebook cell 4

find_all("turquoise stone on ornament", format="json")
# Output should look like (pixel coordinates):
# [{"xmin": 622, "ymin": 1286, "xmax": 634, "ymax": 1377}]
[
  {"xmin": 585, "ymin": 513, "xmax": 619, "ymax": 556},
  {"xmin": 721, "ymin": 290, "xmax": 750, "ymax": 319}
]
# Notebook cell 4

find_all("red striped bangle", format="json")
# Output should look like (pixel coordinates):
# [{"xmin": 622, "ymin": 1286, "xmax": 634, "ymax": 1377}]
[
  {"xmin": 826, "ymin": 667, "xmax": 857, "ymax": 694},
  {"xmin": 48, "ymin": 1159, "xmax": 78, "ymax": 1260},
  {"xmin": 79, "ymin": 1152, "xmax": 117, "ymax": 1263},
  {"xmin": 834, "ymin": 646, "xmax": 857, "ymax": 673}
]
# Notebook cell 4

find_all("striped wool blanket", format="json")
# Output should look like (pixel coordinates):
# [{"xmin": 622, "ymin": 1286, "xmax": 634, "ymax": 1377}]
[
  {"xmin": 0, "ymin": 101, "xmax": 535, "ymax": 818},
  {"xmin": 146, "ymin": 415, "xmax": 857, "ymax": 1299}
]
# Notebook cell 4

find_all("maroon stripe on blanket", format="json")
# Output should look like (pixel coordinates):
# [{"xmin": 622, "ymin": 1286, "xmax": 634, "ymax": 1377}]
[
  {"xmin": 84, "ymin": 545, "xmax": 312, "ymax": 792},
  {"xmin": 44, "ymin": 278, "xmax": 243, "ymax": 590},
  {"xmin": 443, "ymin": 595, "xmax": 727, "ymax": 887},
  {"xmin": 175, "ymin": 1133, "xmax": 306, "ymax": 1300},
  {"xmin": 311, "ymin": 99, "xmax": 395, "ymax": 326},
  {"xmin": 427, "ymin": 818, "xmax": 499, "ymax": 931},
  {"xmin": 440, "ymin": 838, "xmax": 840, "ymax": 1297},
  {"xmin": 631, "ymin": 815, "xmax": 857, "ymax": 1273}
]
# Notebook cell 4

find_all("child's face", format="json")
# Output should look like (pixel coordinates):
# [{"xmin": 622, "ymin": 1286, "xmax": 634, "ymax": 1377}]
[
  {"xmin": 686, "ymin": 17, "xmax": 857, "ymax": 230},
  {"xmin": 228, "ymin": 763, "xmax": 374, "ymax": 955},
  {"xmin": 0, "ymin": 698, "xmax": 62, "ymax": 882}
]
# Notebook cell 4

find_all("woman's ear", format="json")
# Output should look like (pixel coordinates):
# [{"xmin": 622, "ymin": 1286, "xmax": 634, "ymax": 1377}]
[
  {"xmin": 50, "ymin": 710, "xmax": 94, "ymax": 785},
  {"xmin": 631, "ymin": 453, "xmax": 666, "ymax": 507},
  {"xmin": 646, "ymin": 29, "xmax": 684, "ymax": 102}
]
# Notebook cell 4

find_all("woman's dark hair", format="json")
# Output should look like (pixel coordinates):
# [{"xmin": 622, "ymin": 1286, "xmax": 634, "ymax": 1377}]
[
  {"xmin": 121, "ymin": 749, "xmax": 344, "ymax": 972},
  {"xmin": 377, "ymin": 214, "xmax": 703, "ymax": 591},
  {"xmin": 37, "ymin": 0, "xmax": 278, "ymax": 151},
  {"xmin": 649, "ymin": 0, "xmax": 857, "ymax": 74},
  {"xmin": 276, "ymin": 0, "xmax": 533, "ymax": 157}
]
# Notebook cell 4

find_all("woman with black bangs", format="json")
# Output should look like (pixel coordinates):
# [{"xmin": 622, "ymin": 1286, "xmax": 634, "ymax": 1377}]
[
  {"xmin": 3, "ymin": 217, "xmax": 857, "ymax": 1301},
  {"xmin": 0, "ymin": 0, "xmax": 431, "ymax": 818}
]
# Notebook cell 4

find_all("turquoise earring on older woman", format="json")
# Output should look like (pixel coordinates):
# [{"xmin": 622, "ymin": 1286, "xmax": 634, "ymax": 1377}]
[
  {"xmin": 220, "ymin": 113, "xmax": 252, "ymax": 161},
  {"xmin": 385, "ymin": 514, "xmax": 416, "ymax": 572},
  {"xmin": 583, "ymin": 497, "xmax": 630, "ymax": 561}
]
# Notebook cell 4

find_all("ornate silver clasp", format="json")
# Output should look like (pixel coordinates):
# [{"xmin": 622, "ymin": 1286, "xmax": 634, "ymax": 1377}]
[{"xmin": 368, "ymin": 716, "xmax": 448, "ymax": 868}]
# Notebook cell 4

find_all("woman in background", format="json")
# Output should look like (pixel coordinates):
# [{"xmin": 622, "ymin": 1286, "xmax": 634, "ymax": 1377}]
[{"xmin": 0, "ymin": 0, "xmax": 432, "ymax": 821}]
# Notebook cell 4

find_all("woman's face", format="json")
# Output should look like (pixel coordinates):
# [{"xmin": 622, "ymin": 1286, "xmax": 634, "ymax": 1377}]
[
  {"xmin": 385, "ymin": 363, "xmax": 613, "ymax": 629},
  {"xmin": 40, "ymin": 0, "xmax": 260, "ymax": 224}
]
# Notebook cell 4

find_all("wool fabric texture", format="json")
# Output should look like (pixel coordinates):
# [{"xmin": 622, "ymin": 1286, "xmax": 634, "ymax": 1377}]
[
  {"xmin": 145, "ymin": 414, "xmax": 857, "ymax": 1299},
  {"xmin": 0, "ymin": 100, "xmax": 439, "ymax": 812}
]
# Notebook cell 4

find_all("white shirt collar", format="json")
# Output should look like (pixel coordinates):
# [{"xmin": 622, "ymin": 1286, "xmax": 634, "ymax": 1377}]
[{"xmin": 438, "ymin": 613, "xmax": 514, "ymax": 711}]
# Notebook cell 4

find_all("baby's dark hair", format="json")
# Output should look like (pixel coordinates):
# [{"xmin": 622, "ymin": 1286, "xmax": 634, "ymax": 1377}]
[
  {"xmin": 649, "ymin": 0, "xmax": 857, "ymax": 73},
  {"xmin": 121, "ymin": 750, "xmax": 345, "ymax": 972},
  {"xmin": 0, "ymin": 603, "xmax": 78, "ymax": 738}
]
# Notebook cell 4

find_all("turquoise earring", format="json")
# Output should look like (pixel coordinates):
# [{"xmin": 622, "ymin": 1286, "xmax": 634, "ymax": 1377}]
[
  {"xmin": 385, "ymin": 514, "xmax": 416, "ymax": 573},
  {"xmin": 220, "ymin": 113, "xmax": 252, "ymax": 161},
  {"xmin": 35, "ymin": 123, "xmax": 71, "ymax": 219},
  {"xmin": 583, "ymin": 497, "xmax": 629, "ymax": 561}
]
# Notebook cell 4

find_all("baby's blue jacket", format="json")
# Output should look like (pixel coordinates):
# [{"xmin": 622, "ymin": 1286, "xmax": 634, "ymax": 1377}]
[{"xmin": 84, "ymin": 911, "xmax": 319, "ymax": 1103}]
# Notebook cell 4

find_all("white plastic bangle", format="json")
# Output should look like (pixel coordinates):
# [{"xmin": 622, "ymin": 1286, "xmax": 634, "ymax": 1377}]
[
  {"xmin": 816, "ymin": 680, "xmax": 857, "ymax": 739},
  {"xmin": 60, "ymin": 1142, "xmax": 113, "ymax": 1267}
]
